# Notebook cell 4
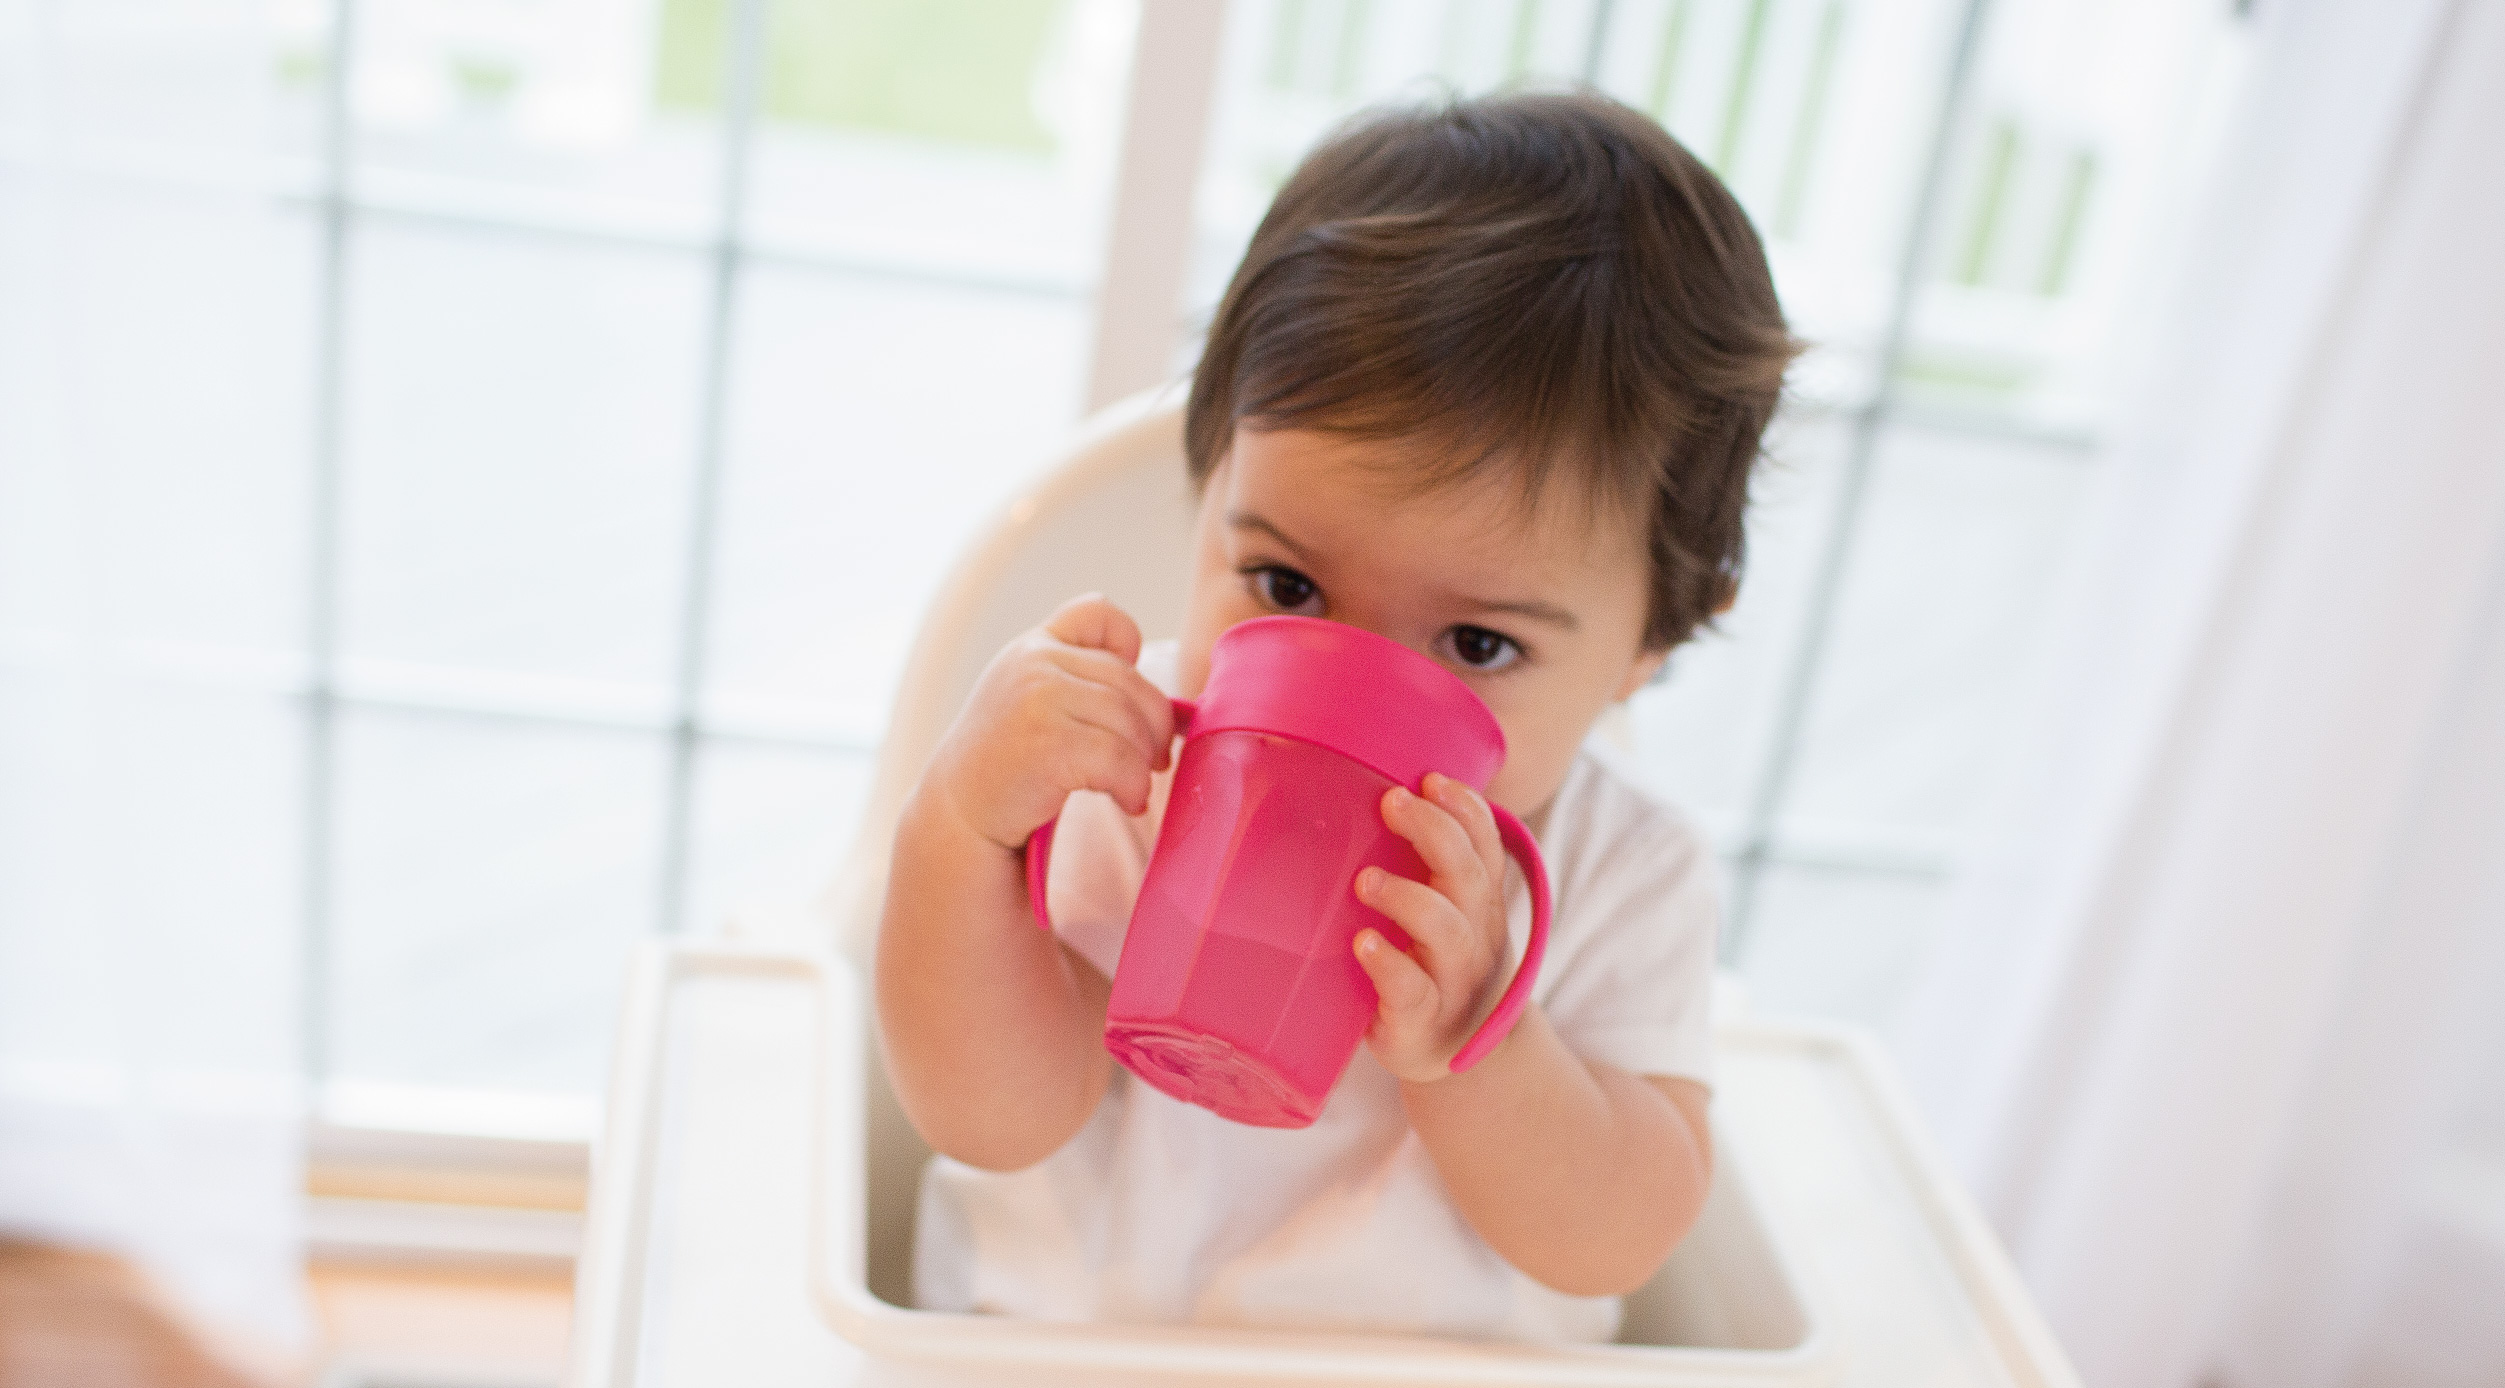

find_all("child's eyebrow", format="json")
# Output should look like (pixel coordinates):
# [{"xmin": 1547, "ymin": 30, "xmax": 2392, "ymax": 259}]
[
  {"xmin": 1227, "ymin": 510, "xmax": 1316, "ymax": 563},
  {"xmin": 1468, "ymin": 597, "xmax": 1581, "ymax": 633},
  {"xmin": 1231, "ymin": 508, "xmax": 1578, "ymax": 632}
]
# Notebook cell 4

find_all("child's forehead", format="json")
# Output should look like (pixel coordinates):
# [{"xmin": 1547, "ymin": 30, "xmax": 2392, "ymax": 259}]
[{"xmin": 1226, "ymin": 422, "xmax": 1643, "ymax": 555}]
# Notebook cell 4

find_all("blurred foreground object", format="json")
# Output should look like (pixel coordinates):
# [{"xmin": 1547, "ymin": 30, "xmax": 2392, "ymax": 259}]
[
  {"xmin": 1895, "ymin": 1, "xmax": 2505, "ymax": 1386},
  {"xmin": 0, "ymin": 1240, "xmax": 269, "ymax": 1388},
  {"xmin": 0, "ymin": 0, "xmax": 314, "ymax": 1361}
]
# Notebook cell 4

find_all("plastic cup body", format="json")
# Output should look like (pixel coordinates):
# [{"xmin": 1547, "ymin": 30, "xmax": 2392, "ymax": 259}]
[{"xmin": 1103, "ymin": 729, "xmax": 1420, "ymax": 1128}]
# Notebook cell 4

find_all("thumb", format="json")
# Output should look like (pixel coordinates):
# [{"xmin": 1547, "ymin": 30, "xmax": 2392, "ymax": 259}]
[{"xmin": 1044, "ymin": 593, "xmax": 1144, "ymax": 665}]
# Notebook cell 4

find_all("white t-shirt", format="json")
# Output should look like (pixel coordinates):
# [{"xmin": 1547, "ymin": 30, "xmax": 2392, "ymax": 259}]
[{"xmin": 913, "ymin": 643, "xmax": 1720, "ymax": 1343}]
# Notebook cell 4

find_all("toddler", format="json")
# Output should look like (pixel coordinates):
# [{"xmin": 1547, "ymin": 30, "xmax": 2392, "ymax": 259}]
[{"xmin": 876, "ymin": 89, "xmax": 1794, "ymax": 1342}]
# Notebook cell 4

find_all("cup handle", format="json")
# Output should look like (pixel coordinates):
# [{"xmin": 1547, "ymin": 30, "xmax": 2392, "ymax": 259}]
[
  {"xmin": 1448, "ymin": 804, "xmax": 1552, "ymax": 1073},
  {"xmin": 1025, "ymin": 696, "xmax": 1197, "ymax": 932}
]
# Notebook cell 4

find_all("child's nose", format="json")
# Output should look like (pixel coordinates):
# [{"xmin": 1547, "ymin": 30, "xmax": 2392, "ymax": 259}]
[{"xmin": 1290, "ymin": 603, "xmax": 1433, "ymax": 661}]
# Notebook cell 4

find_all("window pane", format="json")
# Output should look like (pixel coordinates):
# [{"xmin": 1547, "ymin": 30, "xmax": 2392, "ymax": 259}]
[
  {"xmin": 1625, "ymin": 407, "xmax": 1856, "ymax": 833},
  {"xmin": 0, "ymin": 177, "xmax": 313, "ymax": 656},
  {"xmin": 1889, "ymin": 1, "xmax": 2247, "ymax": 424},
  {"xmin": 0, "ymin": 677, "xmax": 301, "ymax": 1074},
  {"xmin": 330, "ymin": 710, "xmax": 665, "ymax": 1093},
  {"xmin": 684, "ymin": 740, "xmax": 873, "ymax": 936},
  {"xmin": 703, "ymin": 263, "xmax": 1088, "ymax": 729},
  {"xmin": 1587, "ymin": 0, "xmax": 1962, "ymax": 400},
  {"xmin": 345, "ymin": 0, "xmax": 722, "ymax": 231},
  {"xmin": 733, "ymin": 0, "xmax": 1138, "ymax": 287},
  {"xmin": 1725, "ymin": 860, "xmax": 1949, "ymax": 1025},
  {"xmin": 1777, "ymin": 422, "xmax": 2094, "ymax": 841},
  {"xmin": 1630, "ymin": 416, "xmax": 2093, "ymax": 977},
  {"xmin": 8, "ymin": 0, "xmax": 291, "ymax": 163},
  {"xmin": 339, "ymin": 224, "xmax": 709, "ymax": 693}
]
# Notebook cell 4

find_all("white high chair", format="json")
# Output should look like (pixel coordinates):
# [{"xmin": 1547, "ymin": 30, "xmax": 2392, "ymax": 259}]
[{"xmin": 566, "ymin": 395, "xmax": 2083, "ymax": 1388}]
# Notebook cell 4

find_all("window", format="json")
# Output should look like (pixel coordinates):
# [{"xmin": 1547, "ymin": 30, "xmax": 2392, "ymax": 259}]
[
  {"xmin": 0, "ymin": 0, "xmax": 2249, "ymax": 1167},
  {"xmin": 1182, "ymin": 0, "xmax": 2247, "ymax": 1021}
]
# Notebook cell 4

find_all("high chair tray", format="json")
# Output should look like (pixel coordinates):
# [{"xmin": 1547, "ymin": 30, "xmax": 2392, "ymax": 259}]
[{"xmin": 569, "ymin": 942, "xmax": 2079, "ymax": 1388}]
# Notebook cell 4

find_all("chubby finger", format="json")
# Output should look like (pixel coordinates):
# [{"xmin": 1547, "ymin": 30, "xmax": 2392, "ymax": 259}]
[
  {"xmin": 1355, "ymin": 866, "xmax": 1478, "ymax": 978},
  {"xmin": 1380, "ymin": 785, "xmax": 1489, "ymax": 898},
  {"xmin": 1354, "ymin": 927, "xmax": 1437, "ymax": 1024},
  {"xmin": 1043, "ymin": 594, "xmax": 1144, "ymax": 665},
  {"xmin": 1046, "ymin": 645, "xmax": 1176, "ymax": 770},
  {"xmin": 1056, "ymin": 723, "xmax": 1155, "ymax": 815},
  {"xmin": 1423, "ymin": 773, "xmax": 1504, "ymax": 871},
  {"xmin": 1054, "ymin": 670, "xmax": 1169, "ymax": 773}
]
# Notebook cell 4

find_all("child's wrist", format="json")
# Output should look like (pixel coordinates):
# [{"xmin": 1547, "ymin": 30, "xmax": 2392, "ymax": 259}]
[
  {"xmin": 906, "ymin": 772, "xmax": 1027, "ymax": 860},
  {"xmin": 1375, "ymin": 1016, "xmax": 1517, "ymax": 1089},
  {"xmin": 1402, "ymin": 1000, "xmax": 1539, "ymax": 1091}
]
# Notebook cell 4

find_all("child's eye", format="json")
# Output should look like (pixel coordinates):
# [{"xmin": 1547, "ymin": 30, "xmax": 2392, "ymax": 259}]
[
  {"xmin": 1247, "ymin": 565, "xmax": 1322, "ymax": 615},
  {"xmin": 1444, "ymin": 625, "xmax": 1521, "ymax": 672}
]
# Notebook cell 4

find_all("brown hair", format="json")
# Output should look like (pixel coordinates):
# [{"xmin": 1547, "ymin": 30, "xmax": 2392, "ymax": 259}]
[{"xmin": 1185, "ymin": 90, "xmax": 1799, "ymax": 651}]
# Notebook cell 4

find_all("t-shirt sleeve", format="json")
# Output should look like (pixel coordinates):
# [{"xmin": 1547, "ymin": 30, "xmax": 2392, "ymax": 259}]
[{"xmin": 1532, "ymin": 771, "xmax": 1721, "ymax": 1089}]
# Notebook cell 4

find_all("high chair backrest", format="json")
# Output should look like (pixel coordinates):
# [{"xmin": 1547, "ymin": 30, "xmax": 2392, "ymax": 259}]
[{"xmin": 824, "ymin": 389, "xmax": 1199, "ymax": 963}]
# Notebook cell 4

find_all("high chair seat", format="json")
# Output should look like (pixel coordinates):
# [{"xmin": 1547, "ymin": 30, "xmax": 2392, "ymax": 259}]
[
  {"xmin": 567, "ymin": 393, "xmax": 2082, "ymax": 1387},
  {"xmin": 819, "ymin": 387, "xmax": 1200, "ymax": 965}
]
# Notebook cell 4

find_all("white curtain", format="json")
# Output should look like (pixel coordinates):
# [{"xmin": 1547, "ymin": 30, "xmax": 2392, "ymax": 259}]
[
  {"xmin": 0, "ymin": 0, "xmax": 312, "ymax": 1366},
  {"xmin": 1893, "ymin": 0, "xmax": 2505, "ymax": 1384}
]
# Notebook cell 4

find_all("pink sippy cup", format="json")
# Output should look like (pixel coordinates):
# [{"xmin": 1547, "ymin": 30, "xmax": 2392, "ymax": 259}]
[{"xmin": 1025, "ymin": 615, "xmax": 1552, "ymax": 1129}]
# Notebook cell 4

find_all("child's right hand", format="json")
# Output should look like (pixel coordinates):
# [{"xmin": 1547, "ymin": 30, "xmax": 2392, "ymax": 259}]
[{"xmin": 925, "ymin": 594, "xmax": 1177, "ymax": 854}]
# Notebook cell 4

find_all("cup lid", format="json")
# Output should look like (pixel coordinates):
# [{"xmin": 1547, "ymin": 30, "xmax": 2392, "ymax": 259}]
[{"xmin": 1188, "ymin": 616, "xmax": 1507, "ymax": 791}]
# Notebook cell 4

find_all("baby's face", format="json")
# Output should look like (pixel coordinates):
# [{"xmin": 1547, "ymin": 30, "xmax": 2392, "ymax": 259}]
[{"xmin": 1179, "ymin": 425, "xmax": 1668, "ymax": 818}]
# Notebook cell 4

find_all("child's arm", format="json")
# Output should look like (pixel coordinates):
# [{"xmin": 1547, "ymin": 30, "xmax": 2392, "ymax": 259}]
[
  {"xmin": 1352, "ymin": 775, "xmax": 1715, "ymax": 1297},
  {"xmin": 875, "ymin": 596, "xmax": 1176, "ymax": 1172}
]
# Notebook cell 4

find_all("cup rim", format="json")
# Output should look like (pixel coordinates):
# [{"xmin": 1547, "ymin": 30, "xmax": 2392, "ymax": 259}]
[{"xmin": 1187, "ymin": 615, "xmax": 1508, "ymax": 791}]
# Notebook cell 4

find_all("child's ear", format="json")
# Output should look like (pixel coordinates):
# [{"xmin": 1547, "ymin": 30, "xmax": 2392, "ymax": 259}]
[{"xmin": 1614, "ymin": 649, "xmax": 1670, "ymax": 702}]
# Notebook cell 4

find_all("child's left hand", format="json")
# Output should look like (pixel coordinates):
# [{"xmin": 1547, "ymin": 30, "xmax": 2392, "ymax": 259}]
[{"xmin": 1351, "ymin": 772, "xmax": 1516, "ymax": 1083}]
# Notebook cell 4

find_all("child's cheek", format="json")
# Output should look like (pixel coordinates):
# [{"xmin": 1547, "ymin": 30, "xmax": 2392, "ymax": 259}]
[{"xmin": 1486, "ymin": 735, "xmax": 1570, "ymax": 820}]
